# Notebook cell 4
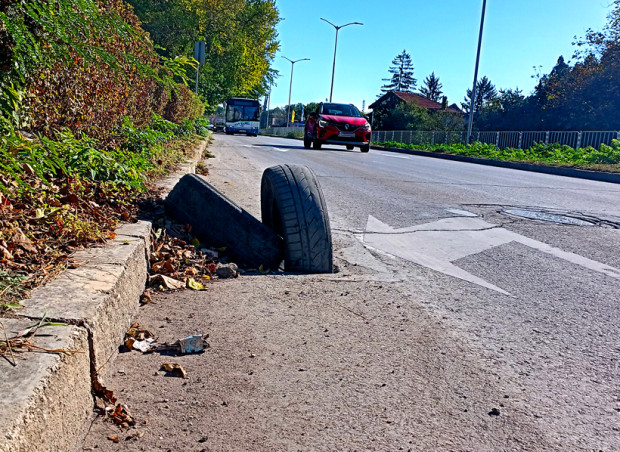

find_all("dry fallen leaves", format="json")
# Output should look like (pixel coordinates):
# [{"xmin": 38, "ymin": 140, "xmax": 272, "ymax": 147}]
[{"xmin": 161, "ymin": 362, "xmax": 187, "ymax": 378}]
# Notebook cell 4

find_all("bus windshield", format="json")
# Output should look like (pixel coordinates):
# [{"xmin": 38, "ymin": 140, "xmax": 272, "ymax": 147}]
[{"xmin": 226, "ymin": 100, "xmax": 260, "ymax": 122}]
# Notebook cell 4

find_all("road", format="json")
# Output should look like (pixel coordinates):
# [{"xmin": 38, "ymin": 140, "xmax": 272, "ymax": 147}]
[{"xmin": 83, "ymin": 133, "xmax": 620, "ymax": 451}]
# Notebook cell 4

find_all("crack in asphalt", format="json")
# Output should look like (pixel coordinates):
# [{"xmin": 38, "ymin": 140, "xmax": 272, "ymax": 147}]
[{"xmin": 334, "ymin": 225, "xmax": 506, "ymax": 235}]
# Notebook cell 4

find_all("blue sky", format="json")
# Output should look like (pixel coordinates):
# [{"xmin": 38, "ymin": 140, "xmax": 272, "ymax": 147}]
[{"xmin": 268, "ymin": 0, "xmax": 613, "ymax": 111}]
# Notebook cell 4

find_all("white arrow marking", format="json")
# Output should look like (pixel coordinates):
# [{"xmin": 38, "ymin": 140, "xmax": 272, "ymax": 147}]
[{"xmin": 363, "ymin": 215, "xmax": 620, "ymax": 295}]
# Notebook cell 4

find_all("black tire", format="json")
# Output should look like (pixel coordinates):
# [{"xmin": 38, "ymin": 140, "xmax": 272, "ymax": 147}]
[
  {"xmin": 166, "ymin": 174, "xmax": 283, "ymax": 268},
  {"xmin": 360, "ymin": 144, "xmax": 370, "ymax": 153},
  {"xmin": 346, "ymin": 145, "xmax": 354, "ymax": 150},
  {"xmin": 261, "ymin": 164, "xmax": 333, "ymax": 273},
  {"xmin": 312, "ymin": 137, "xmax": 322, "ymax": 150}
]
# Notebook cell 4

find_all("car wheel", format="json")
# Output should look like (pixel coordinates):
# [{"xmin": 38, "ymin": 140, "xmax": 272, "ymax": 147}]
[
  {"xmin": 312, "ymin": 134, "xmax": 322, "ymax": 150},
  {"xmin": 303, "ymin": 130, "xmax": 312, "ymax": 148},
  {"xmin": 360, "ymin": 144, "xmax": 370, "ymax": 153},
  {"xmin": 346, "ymin": 145, "xmax": 354, "ymax": 150},
  {"xmin": 261, "ymin": 164, "xmax": 333, "ymax": 273},
  {"xmin": 165, "ymin": 174, "xmax": 283, "ymax": 269}
]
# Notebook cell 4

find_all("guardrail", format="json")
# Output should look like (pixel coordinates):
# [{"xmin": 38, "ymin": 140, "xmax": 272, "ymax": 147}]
[{"xmin": 371, "ymin": 130, "xmax": 620, "ymax": 150}]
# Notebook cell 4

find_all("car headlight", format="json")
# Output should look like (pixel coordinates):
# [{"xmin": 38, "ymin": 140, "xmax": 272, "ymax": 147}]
[
  {"xmin": 318, "ymin": 119, "xmax": 328, "ymax": 128},
  {"xmin": 363, "ymin": 122, "xmax": 371, "ymax": 131}
]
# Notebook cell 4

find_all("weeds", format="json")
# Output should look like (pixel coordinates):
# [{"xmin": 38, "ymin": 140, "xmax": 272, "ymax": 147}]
[
  {"xmin": 0, "ymin": 114, "xmax": 208, "ymax": 312},
  {"xmin": 376, "ymin": 139, "xmax": 620, "ymax": 171}
]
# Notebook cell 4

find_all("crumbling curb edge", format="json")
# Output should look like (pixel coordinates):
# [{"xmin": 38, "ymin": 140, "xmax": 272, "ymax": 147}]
[{"xmin": 0, "ymin": 139, "xmax": 208, "ymax": 452}]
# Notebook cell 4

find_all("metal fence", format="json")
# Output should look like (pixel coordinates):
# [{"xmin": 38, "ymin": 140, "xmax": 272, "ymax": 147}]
[
  {"xmin": 371, "ymin": 130, "xmax": 620, "ymax": 150},
  {"xmin": 261, "ymin": 127, "xmax": 304, "ymax": 139}
]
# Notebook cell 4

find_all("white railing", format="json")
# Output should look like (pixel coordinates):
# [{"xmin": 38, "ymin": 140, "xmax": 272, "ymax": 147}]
[{"xmin": 370, "ymin": 130, "xmax": 620, "ymax": 150}]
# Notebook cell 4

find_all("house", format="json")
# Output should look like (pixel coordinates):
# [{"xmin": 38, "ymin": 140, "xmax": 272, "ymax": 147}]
[{"xmin": 369, "ymin": 91, "xmax": 462, "ymax": 130}]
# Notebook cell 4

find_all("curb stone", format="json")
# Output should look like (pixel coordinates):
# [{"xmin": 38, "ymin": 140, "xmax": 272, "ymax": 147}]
[
  {"xmin": 0, "ymin": 139, "xmax": 207, "ymax": 452},
  {"xmin": 0, "ymin": 320, "xmax": 90, "ymax": 452}
]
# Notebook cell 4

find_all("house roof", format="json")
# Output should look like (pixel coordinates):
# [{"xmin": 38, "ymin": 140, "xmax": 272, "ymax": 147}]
[{"xmin": 370, "ymin": 91, "xmax": 461, "ymax": 113}]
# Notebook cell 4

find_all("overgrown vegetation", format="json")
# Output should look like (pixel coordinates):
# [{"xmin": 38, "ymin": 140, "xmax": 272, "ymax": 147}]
[
  {"xmin": 127, "ymin": 0, "xmax": 281, "ymax": 111},
  {"xmin": 376, "ymin": 139, "xmax": 620, "ymax": 171},
  {"xmin": 0, "ymin": 1, "xmax": 221, "ymax": 310},
  {"xmin": 466, "ymin": 1, "xmax": 620, "ymax": 131}
]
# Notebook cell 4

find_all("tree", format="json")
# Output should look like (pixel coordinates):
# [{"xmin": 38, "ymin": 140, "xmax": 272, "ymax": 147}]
[
  {"xmin": 461, "ymin": 76, "xmax": 497, "ymax": 113},
  {"xmin": 419, "ymin": 72, "xmax": 443, "ymax": 102},
  {"xmin": 372, "ymin": 100, "xmax": 462, "ymax": 131},
  {"xmin": 476, "ymin": 88, "xmax": 527, "ymax": 130},
  {"xmin": 380, "ymin": 50, "xmax": 416, "ymax": 95},
  {"xmin": 127, "ymin": 0, "xmax": 281, "ymax": 110}
]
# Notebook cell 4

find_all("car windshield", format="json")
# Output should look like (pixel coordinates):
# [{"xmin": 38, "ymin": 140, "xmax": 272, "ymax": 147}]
[{"xmin": 321, "ymin": 103, "xmax": 362, "ymax": 117}]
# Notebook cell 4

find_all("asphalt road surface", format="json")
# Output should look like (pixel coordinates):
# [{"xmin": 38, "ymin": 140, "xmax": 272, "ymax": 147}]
[{"xmin": 83, "ymin": 133, "xmax": 620, "ymax": 451}]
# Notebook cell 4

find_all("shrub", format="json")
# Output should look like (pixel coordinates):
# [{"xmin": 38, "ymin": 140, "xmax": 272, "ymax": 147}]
[
  {"xmin": 163, "ymin": 83, "xmax": 205, "ymax": 124},
  {"xmin": 194, "ymin": 117, "xmax": 210, "ymax": 137},
  {"xmin": 0, "ymin": 0, "xmax": 189, "ymax": 143}
]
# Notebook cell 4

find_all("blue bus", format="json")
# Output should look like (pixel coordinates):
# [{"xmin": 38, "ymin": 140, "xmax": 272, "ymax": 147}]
[{"xmin": 225, "ymin": 98, "xmax": 260, "ymax": 136}]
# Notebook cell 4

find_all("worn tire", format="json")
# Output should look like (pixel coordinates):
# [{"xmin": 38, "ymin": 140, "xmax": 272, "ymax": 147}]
[
  {"xmin": 360, "ymin": 144, "xmax": 370, "ymax": 153},
  {"xmin": 261, "ymin": 164, "xmax": 333, "ymax": 273},
  {"xmin": 312, "ymin": 131, "xmax": 322, "ymax": 150},
  {"xmin": 166, "ymin": 174, "xmax": 283, "ymax": 268}
]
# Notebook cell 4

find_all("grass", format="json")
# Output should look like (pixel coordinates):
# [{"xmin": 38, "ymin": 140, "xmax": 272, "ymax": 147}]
[{"xmin": 375, "ymin": 139, "xmax": 620, "ymax": 173}]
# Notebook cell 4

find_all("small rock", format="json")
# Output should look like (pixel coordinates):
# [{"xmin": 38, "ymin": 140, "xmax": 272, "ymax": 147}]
[
  {"xmin": 216, "ymin": 263, "xmax": 238, "ymax": 279},
  {"xmin": 488, "ymin": 408, "xmax": 500, "ymax": 416}
]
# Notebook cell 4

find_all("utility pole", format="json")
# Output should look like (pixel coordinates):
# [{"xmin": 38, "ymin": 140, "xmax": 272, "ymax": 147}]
[
  {"xmin": 466, "ymin": 0, "xmax": 487, "ymax": 144},
  {"xmin": 193, "ymin": 41, "xmax": 205, "ymax": 94}
]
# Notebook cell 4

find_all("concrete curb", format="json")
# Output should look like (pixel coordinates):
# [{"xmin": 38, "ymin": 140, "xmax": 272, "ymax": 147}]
[
  {"xmin": 0, "ymin": 139, "xmax": 207, "ymax": 452},
  {"xmin": 372, "ymin": 145, "xmax": 620, "ymax": 184}
]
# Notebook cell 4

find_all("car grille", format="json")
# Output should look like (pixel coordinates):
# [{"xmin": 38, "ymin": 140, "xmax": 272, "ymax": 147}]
[{"xmin": 334, "ymin": 123, "xmax": 361, "ymax": 132}]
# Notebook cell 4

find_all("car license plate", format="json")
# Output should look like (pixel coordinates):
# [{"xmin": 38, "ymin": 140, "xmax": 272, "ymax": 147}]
[{"xmin": 339, "ymin": 132, "xmax": 355, "ymax": 138}]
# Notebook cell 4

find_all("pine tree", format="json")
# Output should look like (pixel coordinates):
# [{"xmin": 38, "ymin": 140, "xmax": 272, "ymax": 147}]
[
  {"xmin": 461, "ymin": 76, "xmax": 498, "ymax": 113},
  {"xmin": 380, "ymin": 50, "xmax": 416, "ymax": 95},
  {"xmin": 419, "ymin": 72, "xmax": 443, "ymax": 102}
]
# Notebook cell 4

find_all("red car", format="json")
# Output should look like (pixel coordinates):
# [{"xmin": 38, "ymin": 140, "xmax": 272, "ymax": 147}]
[{"xmin": 304, "ymin": 102, "xmax": 371, "ymax": 152}]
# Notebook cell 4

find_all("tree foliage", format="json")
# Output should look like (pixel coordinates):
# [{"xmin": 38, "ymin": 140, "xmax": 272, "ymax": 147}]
[
  {"xmin": 461, "ymin": 76, "xmax": 497, "ymax": 114},
  {"xmin": 419, "ymin": 72, "xmax": 443, "ymax": 102},
  {"xmin": 380, "ymin": 50, "xmax": 416, "ymax": 95},
  {"xmin": 373, "ymin": 101, "xmax": 462, "ymax": 131},
  {"xmin": 0, "ymin": 0, "xmax": 199, "ymax": 141},
  {"xmin": 127, "ymin": 0, "xmax": 281, "ymax": 110},
  {"xmin": 472, "ymin": 1, "xmax": 620, "ymax": 131}
]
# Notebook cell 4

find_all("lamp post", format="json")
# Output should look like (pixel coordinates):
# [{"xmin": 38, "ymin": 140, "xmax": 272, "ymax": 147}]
[
  {"xmin": 282, "ymin": 56, "xmax": 310, "ymax": 127},
  {"xmin": 466, "ymin": 0, "xmax": 487, "ymax": 144},
  {"xmin": 320, "ymin": 18, "xmax": 363, "ymax": 102}
]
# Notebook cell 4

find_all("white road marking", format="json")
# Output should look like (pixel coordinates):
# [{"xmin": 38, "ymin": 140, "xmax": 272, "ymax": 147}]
[
  {"xmin": 446, "ymin": 209, "xmax": 478, "ymax": 217},
  {"xmin": 377, "ymin": 153, "xmax": 411, "ymax": 160},
  {"xmin": 363, "ymin": 215, "xmax": 620, "ymax": 295}
]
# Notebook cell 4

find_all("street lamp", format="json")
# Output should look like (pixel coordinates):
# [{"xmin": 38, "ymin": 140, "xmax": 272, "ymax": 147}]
[
  {"xmin": 282, "ymin": 56, "xmax": 310, "ymax": 127},
  {"xmin": 320, "ymin": 18, "xmax": 363, "ymax": 102},
  {"xmin": 466, "ymin": 0, "xmax": 487, "ymax": 144}
]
